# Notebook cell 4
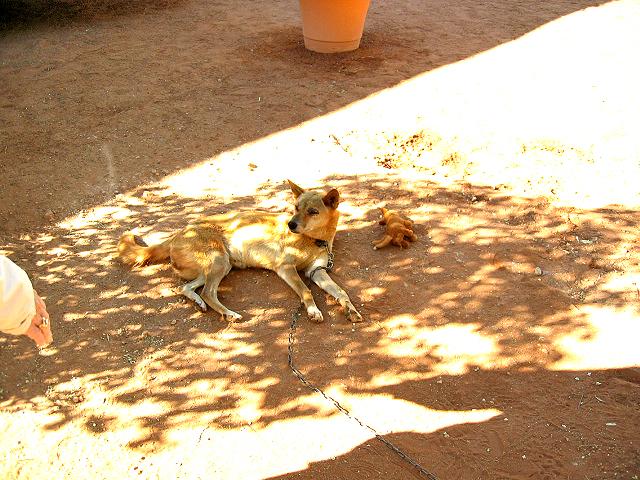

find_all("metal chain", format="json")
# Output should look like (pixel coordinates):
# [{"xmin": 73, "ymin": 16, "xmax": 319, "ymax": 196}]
[
  {"xmin": 309, "ymin": 243, "xmax": 334, "ymax": 280},
  {"xmin": 287, "ymin": 307, "xmax": 439, "ymax": 480},
  {"xmin": 326, "ymin": 249, "xmax": 334, "ymax": 270}
]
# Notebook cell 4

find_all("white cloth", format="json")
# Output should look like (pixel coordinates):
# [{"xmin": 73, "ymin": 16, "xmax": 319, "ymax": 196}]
[{"xmin": 0, "ymin": 255, "xmax": 35, "ymax": 336}]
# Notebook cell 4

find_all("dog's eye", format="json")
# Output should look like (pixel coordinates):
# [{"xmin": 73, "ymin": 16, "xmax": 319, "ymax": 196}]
[{"xmin": 307, "ymin": 208, "xmax": 319, "ymax": 216}]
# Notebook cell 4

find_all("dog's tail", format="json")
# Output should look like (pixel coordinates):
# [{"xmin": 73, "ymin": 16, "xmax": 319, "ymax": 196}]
[{"xmin": 118, "ymin": 232, "xmax": 172, "ymax": 267}]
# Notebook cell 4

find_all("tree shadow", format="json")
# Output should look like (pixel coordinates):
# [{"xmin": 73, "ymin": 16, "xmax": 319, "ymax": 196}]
[
  {"xmin": 1, "ymin": 173, "xmax": 638, "ymax": 478},
  {"xmin": 0, "ymin": 0, "xmax": 187, "ymax": 27},
  {"xmin": 266, "ymin": 370, "xmax": 640, "ymax": 480}
]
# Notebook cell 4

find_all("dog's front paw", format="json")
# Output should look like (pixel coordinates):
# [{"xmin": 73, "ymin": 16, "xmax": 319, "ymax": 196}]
[
  {"xmin": 345, "ymin": 305, "xmax": 363, "ymax": 323},
  {"xmin": 307, "ymin": 305, "xmax": 324, "ymax": 323},
  {"xmin": 194, "ymin": 297, "xmax": 208, "ymax": 312},
  {"xmin": 222, "ymin": 311, "xmax": 243, "ymax": 322}
]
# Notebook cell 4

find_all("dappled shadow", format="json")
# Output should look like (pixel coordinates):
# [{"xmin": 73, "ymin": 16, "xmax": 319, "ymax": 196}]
[{"xmin": 1, "ymin": 173, "xmax": 639, "ymax": 478}]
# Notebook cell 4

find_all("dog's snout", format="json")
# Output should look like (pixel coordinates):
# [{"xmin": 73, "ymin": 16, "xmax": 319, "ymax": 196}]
[{"xmin": 288, "ymin": 220, "xmax": 298, "ymax": 231}]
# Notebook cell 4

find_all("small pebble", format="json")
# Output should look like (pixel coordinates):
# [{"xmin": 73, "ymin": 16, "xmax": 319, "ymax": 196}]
[{"xmin": 534, "ymin": 267, "xmax": 543, "ymax": 276}]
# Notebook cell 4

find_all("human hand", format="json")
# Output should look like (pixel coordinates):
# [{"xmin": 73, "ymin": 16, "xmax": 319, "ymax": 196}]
[{"xmin": 24, "ymin": 291, "xmax": 53, "ymax": 347}]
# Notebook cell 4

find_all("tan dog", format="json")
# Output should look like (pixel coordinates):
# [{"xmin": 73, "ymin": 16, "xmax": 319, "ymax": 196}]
[
  {"xmin": 118, "ymin": 180, "xmax": 362, "ymax": 323},
  {"xmin": 372, "ymin": 207, "xmax": 417, "ymax": 250}
]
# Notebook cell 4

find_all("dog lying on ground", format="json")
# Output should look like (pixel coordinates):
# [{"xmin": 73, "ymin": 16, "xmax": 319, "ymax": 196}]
[
  {"xmin": 118, "ymin": 180, "xmax": 362, "ymax": 323},
  {"xmin": 372, "ymin": 207, "xmax": 417, "ymax": 250}
]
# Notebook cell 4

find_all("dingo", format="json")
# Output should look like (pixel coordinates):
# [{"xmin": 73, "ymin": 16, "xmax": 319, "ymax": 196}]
[{"xmin": 118, "ymin": 180, "xmax": 362, "ymax": 323}]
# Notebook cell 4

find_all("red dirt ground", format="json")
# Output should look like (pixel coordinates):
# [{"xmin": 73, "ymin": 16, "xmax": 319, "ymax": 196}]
[{"xmin": 1, "ymin": 1, "xmax": 639, "ymax": 479}]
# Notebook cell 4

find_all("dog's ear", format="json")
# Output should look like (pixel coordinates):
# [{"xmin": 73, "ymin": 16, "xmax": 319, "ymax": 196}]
[
  {"xmin": 379, "ymin": 207, "xmax": 388, "ymax": 224},
  {"xmin": 287, "ymin": 179, "xmax": 305, "ymax": 199},
  {"xmin": 323, "ymin": 189, "xmax": 340, "ymax": 209}
]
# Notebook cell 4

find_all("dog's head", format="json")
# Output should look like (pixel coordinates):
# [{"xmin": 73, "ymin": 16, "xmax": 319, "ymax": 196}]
[
  {"xmin": 286, "ymin": 180, "xmax": 340, "ymax": 240},
  {"xmin": 381, "ymin": 207, "xmax": 405, "ymax": 220}
]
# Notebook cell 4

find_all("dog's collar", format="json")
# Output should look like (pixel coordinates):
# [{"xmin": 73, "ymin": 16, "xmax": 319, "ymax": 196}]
[{"xmin": 310, "ymin": 239, "xmax": 334, "ymax": 280}]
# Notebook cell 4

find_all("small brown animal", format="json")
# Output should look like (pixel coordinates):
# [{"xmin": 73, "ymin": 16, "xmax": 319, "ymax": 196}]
[
  {"xmin": 372, "ymin": 207, "xmax": 417, "ymax": 250},
  {"xmin": 117, "ymin": 180, "xmax": 362, "ymax": 323}
]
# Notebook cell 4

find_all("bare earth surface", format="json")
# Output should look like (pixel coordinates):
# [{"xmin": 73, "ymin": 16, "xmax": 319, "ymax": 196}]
[{"xmin": 1, "ymin": 1, "xmax": 640, "ymax": 479}]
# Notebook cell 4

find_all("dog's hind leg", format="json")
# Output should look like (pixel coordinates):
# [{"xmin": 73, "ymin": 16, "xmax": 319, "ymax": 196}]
[
  {"xmin": 180, "ymin": 274, "xmax": 208, "ymax": 311},
  {"xmin": 391, "ymin": 233, "xmax": 410, "ymax": 248},
  {"xmin": 200, "ymin": 255, "xmax": 242, "ymax": 322},
  {"xmin": 372, "ymin": 234, "xmax": 393, "ymax": 250},
  {"xmin": 400, "ymin": 227, "xmax": 418, "ymax": 242}
]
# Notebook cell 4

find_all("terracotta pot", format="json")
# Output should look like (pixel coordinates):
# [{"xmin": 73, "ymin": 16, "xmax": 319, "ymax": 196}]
[{"xmin": 299, "ymin": 0, "xmax": 371, "ymax": 53}]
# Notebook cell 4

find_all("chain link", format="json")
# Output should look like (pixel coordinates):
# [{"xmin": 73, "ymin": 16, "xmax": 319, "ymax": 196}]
[
  {"xmin": 287, "ymin": 306, "xmax": 439, "ymax": 480},
  {"xmin": 309, "ymin": 243, "xmax": 334, "ymax": 280}
]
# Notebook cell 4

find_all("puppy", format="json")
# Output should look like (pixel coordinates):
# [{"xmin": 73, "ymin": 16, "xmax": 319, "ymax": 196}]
[
  {"xmin": 372, "ymin": 207, "xmax": 417, "ymax": 249},
  {"xmin": 118, "ymin": 180, "xmax": 362, "ymax": 323}
]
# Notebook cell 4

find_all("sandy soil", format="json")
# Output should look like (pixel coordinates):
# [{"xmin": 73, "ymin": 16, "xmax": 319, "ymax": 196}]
[{"xmin": 1, "ymin": 1, "xmax": 639, "ymax": 479}]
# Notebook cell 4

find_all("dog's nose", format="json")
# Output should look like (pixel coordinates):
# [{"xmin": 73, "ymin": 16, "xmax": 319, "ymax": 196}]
[{"xmin": 288, "ymin": 220, "xmax": 298, "ymax": 231}]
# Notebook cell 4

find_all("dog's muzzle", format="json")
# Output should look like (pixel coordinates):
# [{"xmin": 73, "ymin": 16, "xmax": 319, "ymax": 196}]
[{"xmin": 288, "ymin": 220, "xmax": 298, "ymax": 232}]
